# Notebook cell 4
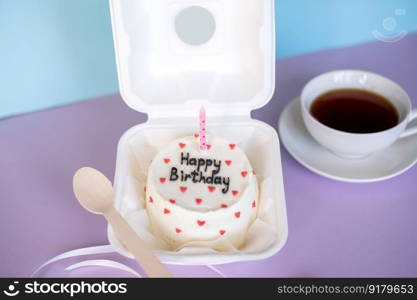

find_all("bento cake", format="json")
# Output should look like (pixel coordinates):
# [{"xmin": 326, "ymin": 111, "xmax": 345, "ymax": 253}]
[{"xmin": 145, "ymin": 135, "xmax": 258, "ymax": 250}]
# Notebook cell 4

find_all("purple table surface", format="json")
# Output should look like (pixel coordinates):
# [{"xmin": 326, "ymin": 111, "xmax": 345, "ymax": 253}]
[{"xmin": 1, "ymin": 34, "xmax": 417, "ymax": 278}]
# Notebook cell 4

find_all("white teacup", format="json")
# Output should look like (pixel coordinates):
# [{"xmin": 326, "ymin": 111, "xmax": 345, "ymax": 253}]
[{"xmin": 301, "ymin": 70, "xmax": 417, "ymax": 159}]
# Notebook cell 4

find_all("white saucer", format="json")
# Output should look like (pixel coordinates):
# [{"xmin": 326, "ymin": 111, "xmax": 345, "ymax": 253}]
[{"xmin": 278, "ymin": 98, "xmax": 417, "ymax": 183}]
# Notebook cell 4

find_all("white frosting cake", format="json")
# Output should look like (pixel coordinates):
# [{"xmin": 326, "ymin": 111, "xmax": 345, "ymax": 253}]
[{"xmin": 145, "ymin": 135, "xmax": 258, "ymax": 250}]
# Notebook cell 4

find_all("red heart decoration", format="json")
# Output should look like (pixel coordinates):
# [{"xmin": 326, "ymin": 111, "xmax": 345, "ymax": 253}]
[
  {"xmin": 180, "ymin": 186, "xmax": 188, "ymax": 193},
  {"xmin": 164, "ymin": 208, "xmax": 170, "ymax": 214},
  {"xmin": 197, "ymin": 220, "xmax": 206, "ymax": 226},
  {"xmin": 194, "ymin": 133, "xmax": 199, "ymax": 138},
  {"xmin": 252, "ymin": 200, "xmax": 256, "ymax": 208},
  {"xmin": 219, "ymin": 230, "xmax": 226, "ymax": 235},
  {"xmin": 221, "ymin": 204, "xmax": 228, "ymax": 208},
  {"xmin": 169, "ymin": 199, "xmax": 176, "ymax": 204},
  {"xmin": 175, "ymin": 228, "xmax": 182, "ymax": 233},
  {"xmin": 232, "ymin": 190, "xmax": 239, "ymax": 196},
  {"xmin": 163, "ymin": 158, "xmax": 170, "ymax": 164},
  {"xmin": 208, "ymin": 186, "xmax": 215, "ymax": 193},
  {"xmin": 253, "ymin": 170, "xmax": 257, "ymax": 175},
  {"xmin": 159, "ymin": 177, "xmax": 166, "ymax": 183},
  {"xmin": 207, "ymin": 144, "xmax": 212, "ymax": 150},
  {"xmin": 241, "ymin": 171, "xmax": 248, "ymax": 177},
  {"xmin": 144, "ymin": 186, "xmax": 147, "ymax": 192},
  {"xmin": 149, "ymin": 196, "xmax": 154, "ymax": 203},
  {"xmin": 179, "ymin": 143, "xmax": 186, "ymax": 149},
  {"xmin": 225, "ymin": 160, "xmax": 232, "ymax": 166},
  {"xmin": 195, "ymin": 198, "xmax": 203, "ymax": 205},
  {"xmin": 229, "ymin": 144, "xmax": 236, "ymax": 150},
  {"xmin": 234, "ymin": 211, "xmax": 241, "ymax": 218}
]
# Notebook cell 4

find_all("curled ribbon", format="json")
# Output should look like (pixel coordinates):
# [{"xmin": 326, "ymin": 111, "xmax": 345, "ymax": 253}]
[{"xmin": 32, "ymin": 245, "xmax": 226, "ymax": 278}]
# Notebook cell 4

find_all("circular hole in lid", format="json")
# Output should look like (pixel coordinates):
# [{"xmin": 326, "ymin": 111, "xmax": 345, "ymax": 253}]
[{"xmin": 175, "ymin": 6, "xmax": 216, "ymax": 46}]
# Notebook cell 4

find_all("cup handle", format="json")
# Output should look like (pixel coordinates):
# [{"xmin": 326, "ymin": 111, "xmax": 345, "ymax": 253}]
[{"xmin": 400, "ymin": 109, "xmax": 417, "ymax": 138}]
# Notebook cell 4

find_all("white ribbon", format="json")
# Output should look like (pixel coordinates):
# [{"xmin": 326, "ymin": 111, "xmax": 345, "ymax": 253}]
[
  {"xmin": 66, "ymin": 260, "xmax": 142, "ymax": 278},
  {"xmin": 32, "ymin": 245, "xmax": 225, "ymax": 278},
  {"xmin": 32, "ymin": 245, "xmax": 115, "ymax": 277},
  {"xmin": 205, "ymin": 265, "xmax": 227, "ymax": 278}
]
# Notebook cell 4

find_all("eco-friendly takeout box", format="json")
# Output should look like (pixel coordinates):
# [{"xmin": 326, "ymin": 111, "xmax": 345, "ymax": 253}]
[{"xmin": 108, "ymin": 0, "xmax": 288, "ymax": 265}]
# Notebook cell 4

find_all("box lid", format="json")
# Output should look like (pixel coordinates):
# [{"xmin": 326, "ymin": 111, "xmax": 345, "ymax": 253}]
[{"xmin": 109, "ymin": 0, "xmax": 275, "ymax": 118}]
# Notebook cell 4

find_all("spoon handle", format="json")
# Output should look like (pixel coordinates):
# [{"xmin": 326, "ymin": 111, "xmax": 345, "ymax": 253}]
[{"xmin": 105, "ymin": 208, "xmax": 173, "ymax": 278}]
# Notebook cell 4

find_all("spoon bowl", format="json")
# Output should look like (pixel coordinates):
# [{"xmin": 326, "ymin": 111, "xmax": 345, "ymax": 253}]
[{"xmin": 73, "ymin": 167, "xmax": 113, "ymax": 214}]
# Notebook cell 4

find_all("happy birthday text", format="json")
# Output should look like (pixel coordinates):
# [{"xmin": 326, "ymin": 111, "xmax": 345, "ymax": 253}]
[{"xmin": 169, "ymin": 152, "xmax": 230, "ymax": 193}]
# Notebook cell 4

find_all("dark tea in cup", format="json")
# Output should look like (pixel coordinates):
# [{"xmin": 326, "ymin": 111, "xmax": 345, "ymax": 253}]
[
  {"xmin": 310, "ymin": 89, "xmax": 399, "ymax": 134},
  {"xmin": 301, "ymin": 70, "xmax": 417, "ymax": 158}
]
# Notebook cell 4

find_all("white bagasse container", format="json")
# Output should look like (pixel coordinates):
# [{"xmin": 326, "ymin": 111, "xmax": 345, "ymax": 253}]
[{"xmin": 107, "ymin": 0, "xmax": 288, "ymax": 265}]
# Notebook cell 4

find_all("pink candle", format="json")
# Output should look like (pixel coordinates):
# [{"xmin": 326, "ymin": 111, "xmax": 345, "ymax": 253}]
[{"xmin": 199, "ymin": 106, "xmax": 207, "ymax": 152}]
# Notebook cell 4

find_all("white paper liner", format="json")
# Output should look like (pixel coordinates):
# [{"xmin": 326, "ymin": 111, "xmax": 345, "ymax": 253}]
[{"xmin": 110, "ymin": 121, "xmax": 287, "ymax": 261}]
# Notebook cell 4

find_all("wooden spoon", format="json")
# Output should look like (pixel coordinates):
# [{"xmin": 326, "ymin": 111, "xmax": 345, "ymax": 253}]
[{"xmin": 73, "ymin": 167, "xmax": 172, "ymax": 278}]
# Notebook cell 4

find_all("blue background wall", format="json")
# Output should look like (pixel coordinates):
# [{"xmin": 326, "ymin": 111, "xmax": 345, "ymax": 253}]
[{"xmin": 1, "ymin": 0, "xmax": 416, "ymax": 119}]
